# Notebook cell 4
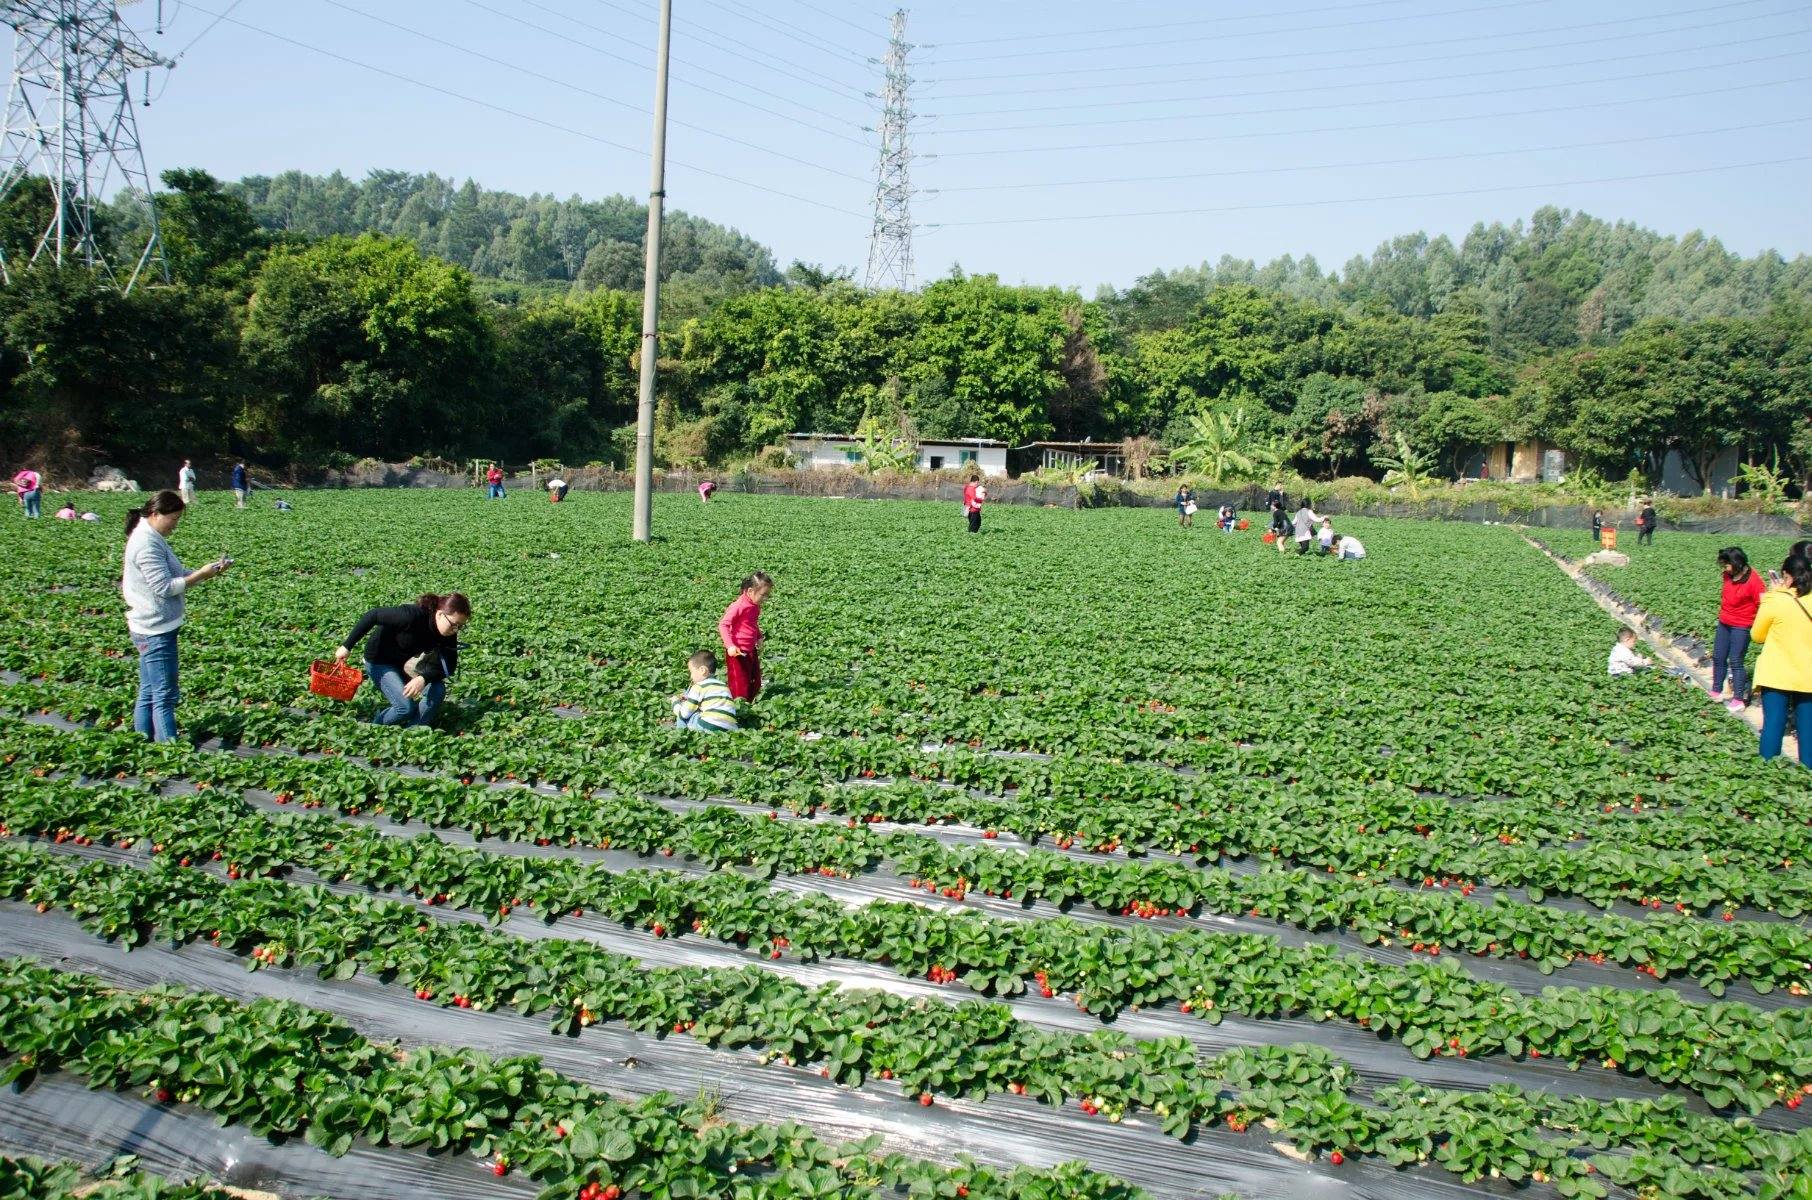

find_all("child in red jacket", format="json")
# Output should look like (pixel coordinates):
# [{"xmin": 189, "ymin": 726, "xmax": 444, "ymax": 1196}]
[{"xmin": 718, "ymin": 571, "xmax": 773, "ymax": 701}]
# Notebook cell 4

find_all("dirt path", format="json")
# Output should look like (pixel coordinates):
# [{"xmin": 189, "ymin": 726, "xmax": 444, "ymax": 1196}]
[{"xmin": 1521, "ymin": 533, "xmax": 1800, "ymax": 759}]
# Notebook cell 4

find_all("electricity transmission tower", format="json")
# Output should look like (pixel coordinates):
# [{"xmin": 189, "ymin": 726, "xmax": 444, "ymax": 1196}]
[
  {"xmin": 0, "ymin": 0, "xmax": 171, "ymax": 292},
  {"xmin": 863, "ymin": 7, "xmax": 912, "ymax": 291}
]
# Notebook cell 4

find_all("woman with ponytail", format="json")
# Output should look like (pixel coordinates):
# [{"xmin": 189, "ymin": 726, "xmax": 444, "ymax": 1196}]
[
  {"xmin": 122, "ymin": 490, "xmax": 231, "ymax": 742},
  {"xmin": 1751, "ymin": 554, "xmax": 1812, "ymax": 766},
  {"xmin": 335, "ymin": 592, "xmax": 470, "ymax": 727}
]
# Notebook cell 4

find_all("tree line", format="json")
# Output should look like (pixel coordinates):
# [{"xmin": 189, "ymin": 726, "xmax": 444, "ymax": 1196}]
[{"xmin": 2, "ymin": 168, "xmax": 1808, "ymax": 487}]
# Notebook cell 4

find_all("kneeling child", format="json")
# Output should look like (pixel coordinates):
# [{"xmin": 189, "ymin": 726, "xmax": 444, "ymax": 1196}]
[{"xmin": 672, "ymin": 650, "xmax": 739, "ymax": 732}]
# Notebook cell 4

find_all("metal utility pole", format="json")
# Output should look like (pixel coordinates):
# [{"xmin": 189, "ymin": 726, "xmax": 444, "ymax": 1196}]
[
  {"xmin": 863, "ymin": 8, "xmax": 912, "ymax": 291},
  {"xmin": 0, "ymin": 0, "xmax": 171, "ymax": 292},
  {"xmin": 631, "ymin": 0, "xmax": 672, "ymax": 543}
]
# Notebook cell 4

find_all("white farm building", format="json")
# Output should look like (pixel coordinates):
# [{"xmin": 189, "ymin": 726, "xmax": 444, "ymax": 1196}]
[{"xmin": 787, "ymin": 434, "xmax": 1009, "ymax": 477}]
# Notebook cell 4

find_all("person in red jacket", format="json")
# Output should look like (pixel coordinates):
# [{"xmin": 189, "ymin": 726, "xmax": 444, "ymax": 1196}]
[
  {"xmin": 1714, "ymin": 547, "xmax": 1766, "ymax": 710},
  {"xmin": 962, "ymin": 477, "xmax": 987, "ymax": 534},
  {"xmin": 718, "ymin": 571, "xmax": 773, "ymax": 701}
]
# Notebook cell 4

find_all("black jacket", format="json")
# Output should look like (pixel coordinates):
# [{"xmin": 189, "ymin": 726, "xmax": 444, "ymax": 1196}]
[{"xmin": 343, "ymin": 605, "xmax": 459, "ymax": 681}]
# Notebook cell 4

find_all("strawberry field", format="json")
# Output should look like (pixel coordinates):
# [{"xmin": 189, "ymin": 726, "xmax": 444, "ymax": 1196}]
[{"xmin": 2, "ymin": 490, "xmax": 1810, "ymax": 1200}]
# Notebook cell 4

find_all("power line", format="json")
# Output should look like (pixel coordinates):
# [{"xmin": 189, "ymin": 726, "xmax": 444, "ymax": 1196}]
[
  {"xmin": 926, "ymin": 72, "xmax": 1811, "ymax": 157},
  {"xmin": 926, "ymin": 23, "xmax": 1809, "ymax": 116},
  {"xmin": 453, "ymin": 0, "xmax": 872, "ymax": 146},
  {"xmin": 922, "ymin": 0, "xmax": 1780, "ymax": 83},
  {"xmin": 691, "ymin": 0, "xmax": 875, "ymax": 66},
  {"xmin": 922, "ymin": 156, "xmax": 1812, "ymax": 228},
  {"xmin": 785, "ymin": 0, "xmax": 889, "ymax": 43},
  {"xmin": 926, "ymin": 49, "xmax": 1812, "ymax": 137},
  {"xmin": 929, "ymin": 0, "xmax": 1618, "ymax": 63},
  {"xmin": 927, "ymin": 19, "xmax": 1804, "ymax": 115},
  {"xmin": 171, "ymin": 0, "xmax": 247, "ymax": 58},
  {"xmin": 179, "ymin": 2, "xmax": 867, "ymax": 218},
  {"xmin": 928, "ymin": 116, "xmax": 1812, "ymax": 193},
  {"xmin": 919, "ymin": 5, "xmax": 1803, "ymax": 101},
  {"xmin": 530, "ymin": 0, "xmax": 875, "ymax": 104},
  {"xmin": 932, "ymin": 0, "xmax": 1556, "ymax": 49},
  {"xmin": 319, "ymin": 0, "xmax": 869, "ymax": 180}
]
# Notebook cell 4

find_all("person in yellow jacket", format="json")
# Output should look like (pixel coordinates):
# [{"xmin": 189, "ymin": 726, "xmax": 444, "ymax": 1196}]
[{"xmin": 1751, "ymin": 554, "xmax": 1812, "ymax": 765}]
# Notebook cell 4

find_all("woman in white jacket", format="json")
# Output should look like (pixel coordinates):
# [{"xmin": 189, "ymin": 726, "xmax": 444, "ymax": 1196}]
[{"xmin": 122, "ymin": 490, "xmax": 229, "ymax": 742}]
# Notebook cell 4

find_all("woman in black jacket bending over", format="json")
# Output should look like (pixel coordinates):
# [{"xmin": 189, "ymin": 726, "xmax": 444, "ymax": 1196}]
[{"xmin": 335, "ymin": 593, "xmax": 470, "ymax": 727}]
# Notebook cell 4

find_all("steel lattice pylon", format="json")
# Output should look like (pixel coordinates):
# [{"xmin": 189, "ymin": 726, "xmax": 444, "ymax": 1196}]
[
  {"xmin": 0, "ymin": 0, "xmax": 168, "ymax": 292},
  {"xmin": 863, "ymin": 7, "xmax": 912, "ymax": 291}
]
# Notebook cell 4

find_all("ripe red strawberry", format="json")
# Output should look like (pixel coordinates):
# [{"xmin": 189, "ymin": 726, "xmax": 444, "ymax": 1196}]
[
  {"xmin": 154, "ymin": 1087, "xmax": 173, "ymax": 1103},
  {"xmin": 1329, "ymin": 1151, "xmax": 1345, "ymax": 1165},
  {"xmin": 1787, "ymin": 1095, "xmax": 1803, "ymax": 1110},
  {"xmin": 601, "ymin": 1186, "xmax": 621, "ymax": 1200},
  {"xmin": 491, "ymin": 1160, "xmax": 508, "ymax": 1176},
  {"xmin": 918, "ymin": 1093, "xmax": 933, "ymax": 1106}
]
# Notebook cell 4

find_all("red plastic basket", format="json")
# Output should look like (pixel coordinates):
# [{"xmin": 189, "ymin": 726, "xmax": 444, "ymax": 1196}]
[
  {"xmin": 1261, "ymin": 531, "xmax": 1277, "ymax": 543},
  {"xmin": 309, "ymin": 659, "xmax": 364, "ymax": 702}
]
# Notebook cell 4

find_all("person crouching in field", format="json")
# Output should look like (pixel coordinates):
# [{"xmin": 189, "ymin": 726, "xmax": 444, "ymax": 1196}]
[
  {"xmin": 1608, "ymin": 628, "xmax": 1653, "ymax": 677},
  {"xmin": 336, "ymin": 592, "xmax": 470, "ymax": 727},
  {"xmin": 719, "ymin": 571, "xmax": 772, "ymax": 701},
  {"xmin": 672, "ymin": 650, "xmax": 739, "ymax": 732}
]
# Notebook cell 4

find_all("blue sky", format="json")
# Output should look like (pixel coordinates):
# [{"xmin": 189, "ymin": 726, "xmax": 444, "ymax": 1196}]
[{"xmin": 60, "ymin": 0, "xmax": 1812, "ymax": 289}]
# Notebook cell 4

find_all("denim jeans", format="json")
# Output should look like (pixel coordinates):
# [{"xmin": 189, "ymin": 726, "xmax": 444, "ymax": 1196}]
[
  {"xmin": 368, "ymin": 659, "xmax": 446, "ymax": 727},
  {"xmin": 1760, "ymin": 688, "xmax": 1812, "ymax": 765},
  {"xmin": 21, "ymin": 488, "xmax": 40, "ymax": 518},
  {"xmin": 1712, "ymin": 622, "xmax": 1753, "ymax": 697},
  {"xmin": 132, "ymin": 630, "xmax": 180, "ymax": 742},
  {"xmin": 486, "ymin": 483, "xmax": 504, "ymax": 499}
]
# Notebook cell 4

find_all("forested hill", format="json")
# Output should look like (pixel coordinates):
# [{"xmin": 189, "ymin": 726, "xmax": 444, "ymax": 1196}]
[
  {"xmin": 1102, "ymin": 208, "xmax": 1812, "ymax": 361},
  {"xmin": 226, "ymin": 169, "xmax": 782, "ymax": 296}
]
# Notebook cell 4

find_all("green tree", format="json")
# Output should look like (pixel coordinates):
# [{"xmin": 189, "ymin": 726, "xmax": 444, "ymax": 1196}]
[
  {"xmin": 0, "ymin": 263, "xmax": 238, "ymax": 463},
  {"xmin": 239, "ymin": 234, "xmax": 492, "ymax": 459}
]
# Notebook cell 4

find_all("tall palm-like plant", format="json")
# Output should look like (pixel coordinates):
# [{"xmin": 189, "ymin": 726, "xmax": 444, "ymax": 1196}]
[
  {"xmin": 1171, "ymin": 409, "xmax": 1257, "ymax": 483},
  {"xmin": 1373, "ymin": 432, "xmax": 1438, "ymax": 501},
  {"xmin": 856, "ymin": 420, "xmax": 917, "ymax": 473},
  {"xmin": 1169, "ymin": 407, "xmax": 1303, "ymax": 484}
]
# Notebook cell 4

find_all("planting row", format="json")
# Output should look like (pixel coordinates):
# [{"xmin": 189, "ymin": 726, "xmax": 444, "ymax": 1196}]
[
  {"xmin": 8, "ymin": 720, "xmax": 1812, "ymax": 998},
  {"xmin": 8, "ymin": 712, "xmax": 1812, "ymax": 929},
  {"xmin": 0, "ymin": 1156, "xmax": 243, "ymax": 1200},
  {"xmin": 6, "ymin": 773, "xmax": 1812, "ymax": 1116},
  {"xmin": 0, "ymin": 957, "xmax": 1140, "ymax": 1200},
  {"xmin": 5, "ymin": 636, "xmax": 1803, "ymax": 827},
  {"xmin": 12, "ymin": 844, "xmax": 1812, "ymax": 1198}
]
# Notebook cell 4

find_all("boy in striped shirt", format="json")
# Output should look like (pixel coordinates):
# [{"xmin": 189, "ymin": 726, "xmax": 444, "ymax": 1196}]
[{"xmin": 672, "ymin": 650, "xmax": 739, "ymax": 733}]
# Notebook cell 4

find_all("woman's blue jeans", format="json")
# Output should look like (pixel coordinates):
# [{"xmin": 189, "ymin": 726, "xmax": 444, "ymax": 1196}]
[
  {"xmin": 21, "ymin": 488, "xmax": 40, "ymax": 517},
  {"xmin": 1712, "ymin": 622, "xmax": 1752, "ymax": 697},
  {"xmin": 132, "ymin": 630, "xmax": 180, "ymax": 742},
  {"xmin": 368, "ymin": 659, "xmax": 446, "ymax": 727},
  {"xmin": 487, "ymin": 483, "xmax": 504, "ymax": 499},
  {"xmin": 1759, "ymin": 688, "xmax": 1812, "ymax": 765}
]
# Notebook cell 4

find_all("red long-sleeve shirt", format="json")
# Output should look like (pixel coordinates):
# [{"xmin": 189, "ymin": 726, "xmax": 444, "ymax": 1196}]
[
  {"xmin": 1720, "ymin": 570, "xmax": 1765, "ymax": 628},
  {"xmin": 719, "ymin": 593, "xmax": 763, "ymax": 653}
]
